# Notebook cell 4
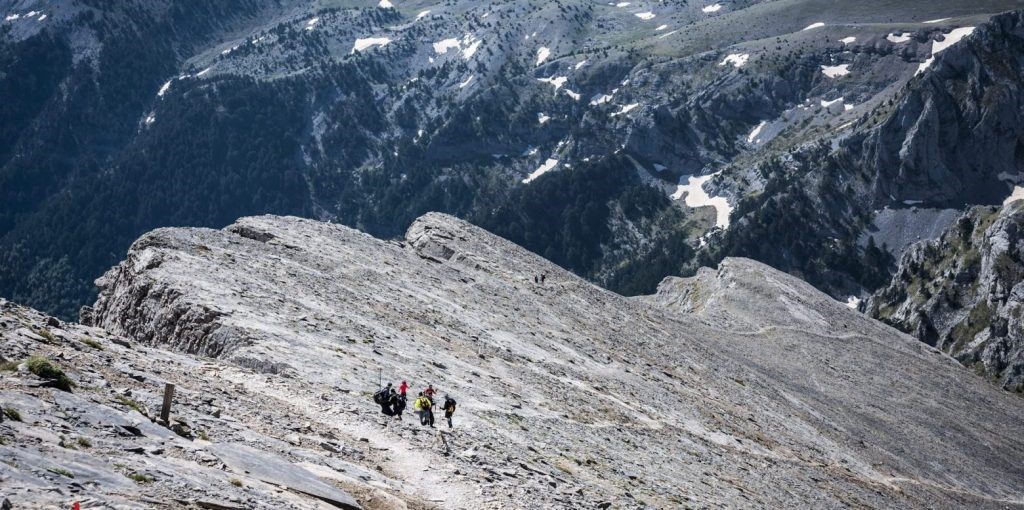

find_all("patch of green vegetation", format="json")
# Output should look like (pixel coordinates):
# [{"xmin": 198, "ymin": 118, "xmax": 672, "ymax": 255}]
[
  {"xmin": 229, "ymin": 477, "xmax": 243, "ymax": 487},
  {"xmin": 77, "ymin": 437, "xmax": 92, "ymax": 448},
  {"xmin": 128, "ymin": 472, "xmax": 154, "ymax": 484},
  {"xmin": 0, "ymin": 360, "xmax": 19, "ymax": 371},
  {"xmin": 949, "ymin": 301, "xmax": 995, "ymax": 353},
  {"xmin": 35, "ymin": 328, "xmax": 57, "ymax": 343},
  {"xmin": 198, "ymin": 430, "xmax": 210, "ymax": 441},
  {"xmin": 993, "ymin": 252, "xmax": 1023, "ymax": 283},
  {"xmin": 25, "ymin": 356, "xmax": 73, "ymax": 391},
  {"xmin": 48, "ymin": 467, "xmax": 74, "ymax": 478},
  {"xmin": 3, "ymin": 407, "xmax": 22, "ymax": 422},
  {"xmin": 59, "ymin": 436, "xmax": 76, "ymax": 450},
  {"xmin": 80, "ymin": 337, "xmax": 104, "ymax": 350},
  {"xmin": 114, "ymin": 395, "xmax": 145, "ymax": 414}
]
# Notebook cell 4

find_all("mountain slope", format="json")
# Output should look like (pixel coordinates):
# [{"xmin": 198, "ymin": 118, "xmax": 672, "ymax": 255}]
[
  {"xmin": 48, "ymin": 213, "xmax": 1023, "ymax": 508},
  {"xmin": 868, "ymin": 201, "xmax": 1024, "ymax": 392},
  {"xmin": 3, "ymin": 0, "xmax": 1024, "ymax": 320}
]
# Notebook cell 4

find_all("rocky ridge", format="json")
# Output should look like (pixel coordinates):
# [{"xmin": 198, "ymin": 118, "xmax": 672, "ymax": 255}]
[
  {"xmin": 3, "ymin": 213, "xmax": 1016, "ymax": 508},
  {"xmin": 869, "ymin": 201, "xmax": 1024, "ymax": 392}
]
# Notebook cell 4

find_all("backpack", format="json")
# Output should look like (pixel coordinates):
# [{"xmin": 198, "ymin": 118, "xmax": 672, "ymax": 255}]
[
  {"xmin": 373, "ymin": 388, "xmax": 389, "ymax": 405},
  {"xmin": 444, "ymin": 398, "xmax": 457, "ymax": 413}
]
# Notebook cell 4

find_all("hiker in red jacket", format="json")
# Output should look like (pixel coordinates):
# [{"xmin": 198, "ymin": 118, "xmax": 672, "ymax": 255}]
[
  {"xmin": 423, "ymin": 384, "xmax": 436, "ymax": 400},
  {"xmin": 399, "ymin": 380, "xmax": 408, "ymax": 396}
]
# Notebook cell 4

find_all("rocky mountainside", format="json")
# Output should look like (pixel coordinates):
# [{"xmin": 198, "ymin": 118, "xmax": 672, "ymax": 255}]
[
  {"xmin": 869, "ymin": 200, "xmax": 1024, "ymax": 393},
  {"xmin": 3, "ymin": 0, "xmax": 1024, "ymax": 320},
  {"xmin": 4, "ymin": 213, "xmax": 1021, "ymax": 508}
]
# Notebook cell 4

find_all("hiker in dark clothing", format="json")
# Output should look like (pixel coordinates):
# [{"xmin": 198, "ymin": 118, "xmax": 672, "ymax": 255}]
[
  {"xmin": 442, "ymin": 395, "xmax": 457, "ymax": 428},
  {"xmin": 374, "ymin": 384, "xmax": 395, "ymax": 416},
  {"xmin": 390, "ymin": 391, "xmax": 407, "ymax": 420},
  {"xmin": 541, "ymin": 274, "xmax": 546, "ymax": 284}
]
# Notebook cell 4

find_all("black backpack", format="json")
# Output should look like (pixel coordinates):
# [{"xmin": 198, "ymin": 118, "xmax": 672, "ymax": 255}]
[{"xmin": 373, "ymin": 388, "xmax": 389, "ymax": 405}]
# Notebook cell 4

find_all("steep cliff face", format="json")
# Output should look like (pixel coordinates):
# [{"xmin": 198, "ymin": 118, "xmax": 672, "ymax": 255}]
[
  {"xmin": 65, "ymin": 213, "xmax": 1024, "ymax": 508},
  {"xmin": 869, "ymin": 202, "xmax": 1024, "ymax": 392}
]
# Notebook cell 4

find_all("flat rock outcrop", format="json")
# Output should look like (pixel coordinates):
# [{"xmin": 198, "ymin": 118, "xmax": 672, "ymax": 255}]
[{"xmin": 39, "ymin": 213, "xmax": 1020, "ymax": 508}]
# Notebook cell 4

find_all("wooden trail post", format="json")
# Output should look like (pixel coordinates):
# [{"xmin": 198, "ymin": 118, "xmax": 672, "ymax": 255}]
[{"xmin": 160, "ymin": 383, "xmax": 175, "ymax": 424}]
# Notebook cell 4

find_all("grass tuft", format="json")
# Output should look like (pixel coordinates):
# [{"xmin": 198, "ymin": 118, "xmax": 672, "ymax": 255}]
[
  {"xmin": 26, "ymin": 356, "xmax": 73, "ymax": 391},
  {"xmin": 128, "ymin": 472, "xmax": 154, "ymax": 483},
  {"xmin": 3, "ymin": 407, "xmax": 22, "ymax": 422}
]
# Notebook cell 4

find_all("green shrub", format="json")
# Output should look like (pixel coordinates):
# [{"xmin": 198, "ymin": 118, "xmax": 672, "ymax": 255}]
[
  {"xmin": 115, "ymin": 395, "xmax": 145, "ymax": 414},
  {"xmin": 77, "ymin": 437, "xmax": 92, "ymax": 448},
  {"xmin": 25, "ymin": 356, "xmax": 73, "ymax": 391},
  {"xmin": 48, "ymin": 467, "xmax": 74, "ymax": 478},
  {"xmin": 3, "ymin": 407, "xmax": 22, "ymax": 422},
  {"xmin": 128, "ymin": 472, "xmax": 154, "ymax": 483},
  {"xmin": 229, "ymin": 478, "xmax": 243, "ymax": 487},
  {"xmin": 80, "ymin": 337, "xmax": 104, "ymax": 350}
]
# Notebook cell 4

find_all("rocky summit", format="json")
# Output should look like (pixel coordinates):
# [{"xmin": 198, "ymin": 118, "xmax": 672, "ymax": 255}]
[{"xmin": 2, "ymin": 213, "xmax": 1023, "ymax": 508}]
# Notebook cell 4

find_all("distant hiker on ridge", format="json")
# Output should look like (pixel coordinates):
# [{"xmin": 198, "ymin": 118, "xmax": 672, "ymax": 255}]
[
  {"xmin": 374, "ymin": 385, "xmax": 395, "ymax": 416},
  {"xmin": 442, "ymin": 395, "xmax": 457, "ymax": 428},
  {"xmin": 389, "ymin": 389, "xmax": 407, "ymax": 421},
  {"xmin": 414, "ymin": 392, "xmax": 434, "ymax": 427},
  {"xmin": 399, "ymin": 380, "xmax": 408, "ymax": 396}
]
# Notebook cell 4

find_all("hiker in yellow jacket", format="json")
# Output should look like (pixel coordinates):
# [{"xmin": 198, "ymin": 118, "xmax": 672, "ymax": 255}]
[{"xmin": 413, "ymin": 392, "xmax": 434, "ymax": 427}]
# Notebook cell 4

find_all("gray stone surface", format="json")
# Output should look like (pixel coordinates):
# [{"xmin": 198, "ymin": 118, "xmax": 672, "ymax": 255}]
[{"xmin": 67, "ymin": 212, "xmax": 1024, "ymax": 508}]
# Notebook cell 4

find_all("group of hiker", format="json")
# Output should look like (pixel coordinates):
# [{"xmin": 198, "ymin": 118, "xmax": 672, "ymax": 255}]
[{"xmin": 373, "ymin": 380, "xmax": 457, "ymax": 429}]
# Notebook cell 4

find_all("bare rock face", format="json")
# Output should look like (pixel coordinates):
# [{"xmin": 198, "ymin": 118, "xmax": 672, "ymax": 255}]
[
  {"xmin": 869, "ymin": 202, "xmax": 1024, "ymax": 392},
  {"xmin": 51, "ymin": 212, "xmax": 1024, "ymax": 508}
]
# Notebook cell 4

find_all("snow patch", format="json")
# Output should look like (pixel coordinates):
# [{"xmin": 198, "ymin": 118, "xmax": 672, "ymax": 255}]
[
  {"xmin": 887, "ymin": 32, "xmax": 912, "ymax": 43},
  {"xmin": 932, "ymin": 27, "xmax": 975, "ymax": 54},
  {"xmin": 157, "ymin": 79, "xmax": 174, "ymax": 97},
  {"xmin": 702, "ymin": 4, "xmax": 722, "ymax": 13},
  {"xmin": 845, "ymin": 296, "xmax": 862, "ymax": 310},
  {"xmin": 656, "ymin": 24, "xmax": 669, "ymax": 31},
  {"xmin": 563, "ymin": 89, "xmax": 581, "ymax": 101},
  {"xmin": 821, "ymin": 64, "xmax": 850, "ymax": 78},
  {"xmin": 37, "ymin": 14, "xmax": 46, "ymax": 21},
  {"xmin": 1004, "ymin": 186, "xmax": 1024, "ymax": 206},
  {"xmin": 574, "ymin": 60, "xmax": 588, "ymax": 70},
  {"xmin": 458, "ymin": 75, "xmax": 475, "ymax": 89},
  {"xmin": 611, "ymin": 103, "xmax": 639, "ymax": 116},
  {"xmin": 635, "ymin": 12, "xmax": 656, "ymax": 20},
  {"xmin": 916, "ymin": 27, "xmax": 975, "ymax": 75},
  {"xmin": 351, "ymin": 37, "xmax": 391, "ymax": 53},
  {"xmin": 747, "ymin": 121, "xmax": 767, "ymax": 144},
  {"xmin": 671, "ymin": 173, "xmax": 733, "ymax": 229},
  {"xmin": 923, "ymin": 18, "xmax": 950, "ymax": 24},
  {"xmin": 144, "ymin": 113, "xmax": 156, "ymax": 125},
  {"xmin": 537, "ymin": 76, "xmax": 568, "ymax": 90},
  {"xmin": 4, "ymin": 14, "xmax": 19, "ymax": 21},
  {"xmin": 590, "ymin": 93, "xmax": 614, "ymax": 106},
  {"xmin": 433, "ymin": 38, "xmax": 460, "ymax": 54},
  {"xmin": 840, "ymin": 36, "xmax": 856, "ymax": 45},
  {"xmin": 536, "ymin": 47, "xmax": 551, "ymax": 66},
  {"xmin": 658, "ymin": 29, "xmax": 678, "ymax": 39},
  {"xmin": 719, "ymin": 53, "xmax": 749, "ymax": 68},
  {"xmin": 538, "ymin": 113, "xmax": 551, "ymax": 124},
  {"xmin": 615, "ymin": 2, "xmax": 631, "ymax": 6},
  {"xmin": 416, "ymin": 10, "xmax": 431, "ymax": 20},
  {"xmin": 378, "ymin": 0, "xmax": 394, "ymax": 8},
  {"xmin": 523, "ymin": 159, "xmax": 560, "ymax": 183},
  {"xmin": 305, "ymin": 17, "xmax": 320, "ymax": 31},
  {"xmin": 802, "ymin": 22, "xmax": 825, "ymax": 31}
]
